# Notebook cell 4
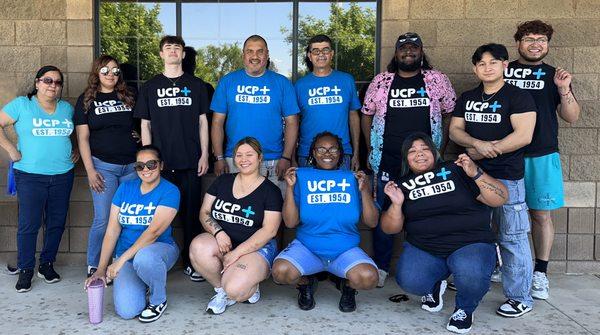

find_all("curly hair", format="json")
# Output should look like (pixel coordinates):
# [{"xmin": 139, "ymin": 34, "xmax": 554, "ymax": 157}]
[
  {"xmin": 514, "ymin": 20, "xmax": 554, "ymax": 42},
  {"xmin": 82, "ymin": 55, "xmax": 135, "ymax": 112},
  {"xmin": 307, "ymin": 131, "xmax": 345, "ymax": 169}
]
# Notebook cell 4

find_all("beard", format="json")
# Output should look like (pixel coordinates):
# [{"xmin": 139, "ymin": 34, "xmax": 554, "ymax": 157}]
[
  {"xmin": 397, "ymin": 55, "xmax": 422, "ymax": 72},
  {"xmin": 518, "ymin": 48, "xmax": 548, "ymax": 63}
]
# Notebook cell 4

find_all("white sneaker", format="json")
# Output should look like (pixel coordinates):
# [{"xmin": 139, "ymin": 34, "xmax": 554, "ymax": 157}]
[
  {"xmin": 531, "ymin": 271, "xmax": 549, "ymax": 300},
  {"xmin": 245, "ymin": 285, "xmax": 260, "ymax": 304},
  {"xmin": 490, "ymin": 267, "xmax": 502, "ymax": 283},
  {"xmin": 377, "ymin": 269, "xmax": 388, "ymax": 288},
  {"xmin": 206, "ymin": 287, "xmax": 236, "ymax": 315},
  {"xmin": 496, "ymin": 299, "xmax": 532, "ymax": 318}
]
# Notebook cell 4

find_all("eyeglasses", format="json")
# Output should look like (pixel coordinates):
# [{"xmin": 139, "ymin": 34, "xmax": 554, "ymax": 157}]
[
  {"xmin": 314, "ymin": 147, "xmax": 340, "ymax": 155},
  {"xmin": 100, "ymin": 66, "xmax": 121, "ymax": 76},
  {"xmin": 134, "ymin": 160, "xmax": 160, "ymax": 171},
  {"xmin": 310, "ymin": 47, "xmax": 332, "ymax": 56},
  {"xmin": 521, "ymin": 37, "xmax": 548, "ymax": 45},
  {"xmin": 37, "ymin": 77, "xmax": 63, "ymax": 86}
]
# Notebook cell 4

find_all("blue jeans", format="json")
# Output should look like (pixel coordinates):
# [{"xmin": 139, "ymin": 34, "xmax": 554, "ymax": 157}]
[
  {"xmin": 396, "ymin": 242, "xmax": 496, "ymax": 314},
  {"xmin": 373, "ymin": 171, "xmax": 394, "ymax": 271},
  {"xmin": 87, "ymin": 157, "xmax": 136, "ymax": 267},
  {"xmin": 494, "ymin": 178, "xmax": 534, "ymax": 307},
  {"xmin": 297, "ymin": 154, "xmax": 352, "ymax": 170},
  {"xmin": 113, "ymin": 242, "xmax": 179, "ymax": 319},
  {"xmin": 14, "ymin": 169, "xmax": 74, "ymax": 270}
]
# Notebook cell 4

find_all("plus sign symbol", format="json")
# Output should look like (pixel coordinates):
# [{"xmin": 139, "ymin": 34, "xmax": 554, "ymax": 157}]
[
  {"xmin": 488, "ymin": 101, "xmax": 502, "ymax": 113},
  {"xmin": 259, "ymin": 86, "xmax": 270, "ymax": 95},
  {"xmin": 416, "ymin": 87, "xmax": 427, "ymax": 97},
  {"xmin": 181, "ymin": 87, "xmax": 191, "ymax": 96},
  {"xmin": 331, "ymin": 85, "xmax": 341, "ymax": 95},
  {"xmin": 337, "ymin": 178, "xmax": 351, "ymax": 191},
  {"xmin": 533, "ymin": 68, "xmax": 546, "ymax": 80},
  {"xmin": 62, "ymin": 119, "xmax": 73, "ymax": 128},
  {"xmin": 436, "ymin": 167, "xmax": 451, "ymax": 180},
  {"xmin": 241, "ymin": 206, "xmax": 255, "ymax": 218}
]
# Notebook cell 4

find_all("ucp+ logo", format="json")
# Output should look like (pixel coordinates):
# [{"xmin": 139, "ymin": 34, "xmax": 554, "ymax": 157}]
[
  {"xmin": 504, "ymin": 68, "xmax": 546, "ymax": 80},
  {"xmin": 465, "ymin": 100, "xmax": 502, "ymax": 112},
  {"xmin": 390, "ymin": 87, "xmax": 427, "ymax": 98},
  {"xmin": 157, "ymin": 86, "xmax": 191, "ymax": 97},
  {"xmin": 402, "ymin": 168, "xmax": 451, "ymax": 190}
]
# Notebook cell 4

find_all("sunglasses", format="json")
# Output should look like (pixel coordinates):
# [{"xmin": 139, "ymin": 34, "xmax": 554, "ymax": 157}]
[
  {"xmin": 398, "ymin": 37, "xmax": 419, "ymax": 43},
  {"xmin": 134, "ymin": 159, "xmax": 160, "ymax": 171},
  {"xmin": 37, "ymin": 77, "xmax": 63, "ymax": 86},
  {"xmin": 99, "ymin": 66, "xmax": 121, "ymax": 76}
]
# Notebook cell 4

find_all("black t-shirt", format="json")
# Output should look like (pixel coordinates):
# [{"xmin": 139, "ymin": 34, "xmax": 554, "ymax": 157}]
[
  {"xmin": 383, "ymin": 161, "xmax": 495, "ymax": 257},
  {"xmin": 505, "ymin": 61, "xmax": 561, "ymax": 157},
  {"xmin": 453, "ymin": 83, "xmax": 537, "ymax": 180},
  {"xmin": 134, "ymin": 73, "xmax": 209, "ymax": 170},
  {"xmin": 74, "ymin": 91, "xmax": 137, "ymax": 165},
  {"xmin": 207, "ymin": 173, "xmax": 283, "ymax": 247},
  {"xmin": 381, "ymin": 73, "xmax": 431, "ymax": 175}
]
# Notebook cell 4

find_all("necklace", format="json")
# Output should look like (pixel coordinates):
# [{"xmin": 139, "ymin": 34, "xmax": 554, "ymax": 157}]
[
  {"xmin": 164, "ymin": 74, "xmax": 182, "ymax": 87},
  {"xmin": 481, "ymin": 84, "xmax": 503, "ymax": 102}
]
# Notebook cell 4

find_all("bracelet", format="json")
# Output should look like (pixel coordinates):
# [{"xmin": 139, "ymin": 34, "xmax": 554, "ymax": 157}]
[
  {"xmin": 472, "ymin": 167, "xmax": 484, "ymax": 181},
  {"xmin": 559, "ymin": 90, "xmax": 571, "ymax": 97},
  {"xmin": 280, "ymin": 156, "xmax": 292, "ymax": 162},
  {"xmin": 215, "ymin": 155, "xmax": 224, "ymax": 161},
  {"xmin": 213, "ymin": 229, "xmax": 224, "ymax": 237}
]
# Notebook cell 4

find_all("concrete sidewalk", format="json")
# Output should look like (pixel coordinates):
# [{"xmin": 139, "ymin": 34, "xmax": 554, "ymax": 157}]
[{"xmin": 2, "ymin": 266, "xmax": 599, "ymax": 335}]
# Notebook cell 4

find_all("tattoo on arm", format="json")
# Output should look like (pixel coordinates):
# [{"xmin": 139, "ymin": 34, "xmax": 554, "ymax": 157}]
[
  {"xmin": 205, "ymin": 216, "xmax": 222, "ymax": 232},
  {"xmin": 566, "ymin": 95, "xmax": 574, "ymax": 105},
  {"xmin": 236, "ymin": 263, "xmax": 247, "ymax": 270},
  {"xmin": 480, "ymin": 180, "xmax": 506, "ymax": 200}
]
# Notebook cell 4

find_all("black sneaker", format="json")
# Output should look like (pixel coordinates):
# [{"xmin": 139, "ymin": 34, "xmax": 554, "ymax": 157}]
[
  {"xmin": 16, "ymin": 269, "xmax": 34, "ymax": 293},
  {"xmin": 87, "ymin": 267, "xmax": 97, "ymax": 278},
  {"xmin": 447, "ymin": 308, "xmax": 473, "ymax": 334},
  {"xmin": 339, "ymin": 279, "xmax": 357, "ymax": 313},
  {"xmin": 6, "ymin": 264, "xmax": 19, "ymax": 275},
  {"xmin": 297, "ymin": 275, "xmax": 318, "ymax": 311},
  {"xmin": 37, "ymin": 262, "xmax": 60, "ymax": 283},
  {"xmin": 139, "ymin": 300, "xmax": 167, "ymax": 323},
  {"xmin": 496, "ymin": 299, "xmax": 532, "ymax": 318},
  {"xmin": 421, "ymin": 280, "xmax": 447, "ymax": 312}
]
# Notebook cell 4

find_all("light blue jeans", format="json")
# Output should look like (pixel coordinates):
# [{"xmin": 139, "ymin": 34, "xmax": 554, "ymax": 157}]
[
  {"xmin": 87, "ymin": 156, "xmax": 136, "ymax": 267},
  {"xmin": 113, "ymin": 242, "xmax": 179, "ymax": 319},
  {"xmin": 494, "ymin": 178, "xmax": 534, "ymax": 307}
]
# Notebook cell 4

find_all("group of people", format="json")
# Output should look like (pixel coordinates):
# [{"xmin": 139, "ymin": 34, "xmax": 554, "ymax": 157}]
[{"xmin": 0, "ymin": 18, "xmax": 580, "ymax": 334}]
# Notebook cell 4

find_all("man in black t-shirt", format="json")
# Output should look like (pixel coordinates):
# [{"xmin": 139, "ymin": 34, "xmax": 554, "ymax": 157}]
[
  {"xmin": 134, "ymin": 35, "xmax": 210, "ymax": 281},
  {"xmin": 361, "ymin": 32, "xmax": 456, "ymax": 287},
  {"xmin": 450, "ymin": 44, "xmax": 537, "ymax": 318},
  {"xmin": 506, "ymin": 20, "xmax": 581, "ymax": 301}
]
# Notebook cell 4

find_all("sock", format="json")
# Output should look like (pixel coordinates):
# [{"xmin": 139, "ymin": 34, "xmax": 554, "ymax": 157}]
[{"xmin": 534, "ymin": 259, "xmax": 548, "ymax": 273}]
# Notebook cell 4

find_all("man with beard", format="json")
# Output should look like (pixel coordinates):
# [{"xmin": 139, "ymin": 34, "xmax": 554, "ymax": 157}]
[
  {"xmin": 504, "ymin": 20, "xmax": 580, "ymax": 300},
  {"xmin": 361, "ymin": 32, "xmax": 456, "ymax": 287}
]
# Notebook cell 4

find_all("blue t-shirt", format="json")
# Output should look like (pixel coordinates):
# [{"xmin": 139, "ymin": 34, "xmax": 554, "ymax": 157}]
[
  {"xmin": 295, "ymin": 71, "xmax": 362, "ymax": 157},
  {"xmin": 210, "ymin": 69, "xmax": 300, "ymax": 160},
  {"xmin": 111, "ymin": 178, "xmax": 180, "ymax": 257},
  {"xmin": 294, "ymin": 168, "xmax": 361, "ymax": 260},
  {"xmin": 3, "ymin": 96, "xmax": 74, "ymax": 175}
]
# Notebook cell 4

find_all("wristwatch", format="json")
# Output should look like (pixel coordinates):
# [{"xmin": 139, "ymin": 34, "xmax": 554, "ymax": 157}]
[{"xmin": 472, "ymin": 167, "xmax": 484, "ymax": 181}]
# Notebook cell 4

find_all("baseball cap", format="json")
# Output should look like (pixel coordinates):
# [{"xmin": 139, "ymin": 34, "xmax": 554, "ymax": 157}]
[{"xmin": 396, "ymin": 32, "xmax": 423, "ymax": 49}]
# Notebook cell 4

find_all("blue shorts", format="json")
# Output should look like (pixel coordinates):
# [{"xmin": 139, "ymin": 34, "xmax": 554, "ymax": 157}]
[
  {"xmin": 274, "ymin": 239, "xmax": 377, "ymax": 278},
  {"xmin": 524, "ymin": 152, "xmax": 564, "ymax": 210},
  {"xmin": 257, "ymin": 239, "xmax": 278, "ymax": 268}
]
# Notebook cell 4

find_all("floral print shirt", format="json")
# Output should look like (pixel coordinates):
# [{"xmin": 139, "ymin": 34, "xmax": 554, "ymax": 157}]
[{"xmin": 362, "ymin": 69, "xmax": 457, "ymax": 175}]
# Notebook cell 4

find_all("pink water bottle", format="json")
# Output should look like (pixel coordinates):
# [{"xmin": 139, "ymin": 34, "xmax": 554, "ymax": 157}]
[{"xmin": 87, "ymin": 279, "xmax": 105, "ymax": 324}]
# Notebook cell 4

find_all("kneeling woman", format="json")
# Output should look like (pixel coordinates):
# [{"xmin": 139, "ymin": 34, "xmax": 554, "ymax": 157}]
[
  {"xmin": 85, "ymin": 145, "xmax": 180, "ymax": 322},
  {"xmin": 272, "ymin": 132, "xmax": 379, "ymax": 312},
  {"xmin": 381, "ymin": 133, "xmax": 507, "ymax": 334},
  {"xmin": 189, "ymin": 137, "xmax": 282, "ymax": 315}
]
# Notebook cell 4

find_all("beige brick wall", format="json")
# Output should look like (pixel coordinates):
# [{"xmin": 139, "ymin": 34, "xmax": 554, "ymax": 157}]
[
  {"xmin": 382, "ymin": 0, "xmax": 600, "ymax": 273},
  {"xmin": 0, "ymin": 0, "xmax": 599, "ymax": 273}
]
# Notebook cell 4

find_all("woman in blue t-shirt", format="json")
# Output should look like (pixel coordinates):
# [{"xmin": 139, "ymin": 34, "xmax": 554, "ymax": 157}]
[
  {"xmin": 85, "ymin": 145, "xmax": 180, "ymax": 323},
  {"xmin": 0, "ymin": 65, "xmax": 78, "ymax": 293},
  {"xmin": 75, "ymin": 55, "xmax": 138, "ymax": 278},
  {"xmin": 380, "ymin": 132, "xmax": 507, "ymax": 334},
  {"xmin": 272, "ymin": 132, "xmax": 379, "ymax": 313},
  {"xmin": 189, "ymin": 137, "xmax": 283, "ymax": 315}
]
